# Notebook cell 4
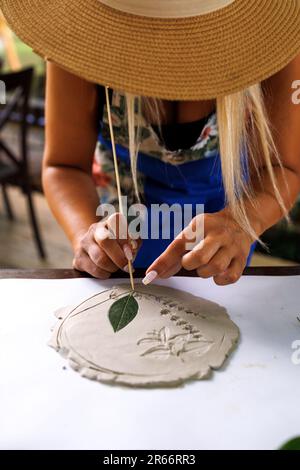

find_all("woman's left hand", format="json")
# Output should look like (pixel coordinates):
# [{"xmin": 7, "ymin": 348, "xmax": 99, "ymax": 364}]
[{"xmin": 143, "ymin": 210, "xmax": 255, "ymax": 286}]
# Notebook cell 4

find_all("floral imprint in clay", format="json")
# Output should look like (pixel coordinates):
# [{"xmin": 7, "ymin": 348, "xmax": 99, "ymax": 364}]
[{"xmin": 49, "ymin": 283, "xmax": 239, "ymax": 387}]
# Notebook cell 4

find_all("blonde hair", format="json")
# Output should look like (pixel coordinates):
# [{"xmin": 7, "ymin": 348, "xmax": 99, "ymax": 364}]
[{"xmin": 125, "ymin": 85, "xmax": 287, "ymax": 241}]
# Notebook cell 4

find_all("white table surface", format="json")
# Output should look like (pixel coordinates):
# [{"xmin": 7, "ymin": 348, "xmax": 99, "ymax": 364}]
[{"xmin": 0, "ymin": 276, "xmax": 299, "ymax": 450}]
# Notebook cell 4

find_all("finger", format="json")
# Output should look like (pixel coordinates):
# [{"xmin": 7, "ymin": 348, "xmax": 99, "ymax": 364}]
[
  {"xmin": 122, "ymin": 238, "xmax": 142, "ymax": 263},
  {"xmin": 93, "ymin": 219, "xmax": 130, "ymax": 268},
  {"xmin": 143, "ymin": 212, "xmax": 216, "ymax": 284},
  {"xmin": 143, "ymin": 218, "xmax": 205, "ymax": 283},
  {"xmin": 100, "ymin": 214, "xmax": 137, "ymax": 262},
  {"xmin": 184, "ymin": 214, "xmax": 205, "ymax": 250},
  {"xmin": 98, "ymin": 237, "xmax": 129, "ymax": 270},
  {"xmin": 87, "ymin": 242, "xmax": 119, "ymax": 273},
  {"xmin": 145, "ymin": 236, "xmax": 186, "ymax": 282},
  {"xmin": 196, "ymin": 247, "xmax": 233, "ymax": 279},
  {"xmin": 106, "ymin": 213, "xmax": 129, "ymax": 245},
  {"xmin": 182, "ymin": 236, "xmax": 221, "ymax": 271},
  {"xmin": 158, "ymin": 261, "xmax": 182, "ymax": 279},
  {"xmin": 73, "ymin": 253, "xmax": 111, "ymax": 279},
  {"xmin": 213, "ymin": 257, "xmax": 245, "ymax": 286}
]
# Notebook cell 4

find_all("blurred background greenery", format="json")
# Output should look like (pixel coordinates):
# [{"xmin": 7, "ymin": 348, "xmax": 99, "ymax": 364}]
[
  {"xmin": 10, "ymin": 36, "xmax": 44, "ymax": 74},
  {"xmin": 0, "ymin": 33, "xmax": 45, "ymax": 97}
]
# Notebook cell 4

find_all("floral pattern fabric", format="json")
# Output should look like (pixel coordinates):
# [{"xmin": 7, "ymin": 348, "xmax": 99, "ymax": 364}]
[{"xmin": 94, "ymin": 89, "xmax": 220, "ymax": 206}]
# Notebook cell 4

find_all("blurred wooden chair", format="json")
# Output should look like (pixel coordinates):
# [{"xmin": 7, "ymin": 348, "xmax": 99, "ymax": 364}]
[{"xmin": 0, "ymin": 67, "xmax": 46, "ymax": 258}]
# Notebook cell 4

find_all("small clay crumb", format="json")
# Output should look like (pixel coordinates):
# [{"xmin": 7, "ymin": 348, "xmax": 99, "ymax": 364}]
[
  {"xmin": 109, "ymin": 289, "xmax": 118, "ymax": 299},
  {"xmin": 176, "ymin": 320, "xmax": 187, "ymax": 326},
  {"xmin": 160, "ymin": 309, "xmax": 170, "ymax": 316}
]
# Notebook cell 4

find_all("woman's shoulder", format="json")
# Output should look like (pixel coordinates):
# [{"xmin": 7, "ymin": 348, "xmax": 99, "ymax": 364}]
[
  {"xmin": 46, "ymin": 61, "xmax": 100, "ymax": 121},
  {"xmin": 48, "ymin": 61, "xmax": 92, "ymax": 82}
]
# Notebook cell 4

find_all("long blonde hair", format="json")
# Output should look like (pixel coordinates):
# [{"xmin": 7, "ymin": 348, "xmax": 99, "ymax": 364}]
[{"xmin": 125, "ymin": 85, "xmax": 287, "ymax": 241}]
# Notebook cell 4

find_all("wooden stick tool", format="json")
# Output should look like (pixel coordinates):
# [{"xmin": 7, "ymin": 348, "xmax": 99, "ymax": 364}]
[{"xmin": 105, "ymin": 86, "xmax": 135, "ymax": 291}]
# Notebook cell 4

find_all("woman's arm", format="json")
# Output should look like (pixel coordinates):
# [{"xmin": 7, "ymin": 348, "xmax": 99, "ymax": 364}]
[
  {"xmin": 43, "ymin": 62, "xmax": 136, "ymax": 277},
  {"xmin": 43, "ymin": 61, "xmax": 100, "ymax": 248}
]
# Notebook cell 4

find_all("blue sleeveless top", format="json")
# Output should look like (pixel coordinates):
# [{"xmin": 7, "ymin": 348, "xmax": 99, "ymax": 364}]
[{"xmin": 96, "ymin": 89, "xmax": 255, "ymax": 267}]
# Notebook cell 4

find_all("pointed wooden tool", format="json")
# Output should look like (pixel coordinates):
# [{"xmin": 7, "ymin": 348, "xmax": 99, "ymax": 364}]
[{"xmin": 105, "ymin": 86, "xmax": 135, "ymax": 291}]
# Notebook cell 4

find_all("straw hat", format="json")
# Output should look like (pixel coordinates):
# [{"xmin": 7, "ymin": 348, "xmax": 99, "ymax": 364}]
[{"xmin": 1, "ymin": 0, "xmax": 300, "ymax": 100}]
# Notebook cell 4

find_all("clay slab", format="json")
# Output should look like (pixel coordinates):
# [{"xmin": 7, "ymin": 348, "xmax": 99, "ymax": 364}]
[{"xmin": 49, "ymin": 283, "xmax": 239, "ymax": 387}]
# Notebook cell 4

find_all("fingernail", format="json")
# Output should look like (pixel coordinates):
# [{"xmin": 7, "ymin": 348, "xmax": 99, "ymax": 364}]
[
  {"xmin": 142, "ymin": 270, "xmax": 158, "ymax": 286},
  {"xmin": 123, "ymin": 264, "xmax": 135, "ymax": 273},
  {"xmin": 123, "ymin": 244, "xmax": 133, "ymax": 261},
  {"xmin": 94, "ymin": 225, "xmax": 110, "ymax": 242}
]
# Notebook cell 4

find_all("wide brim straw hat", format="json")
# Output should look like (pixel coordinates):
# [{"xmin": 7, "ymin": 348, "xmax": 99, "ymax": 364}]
[{"xmin": 1, "ymin": 0, "xmax": 300, "ymax": 100}]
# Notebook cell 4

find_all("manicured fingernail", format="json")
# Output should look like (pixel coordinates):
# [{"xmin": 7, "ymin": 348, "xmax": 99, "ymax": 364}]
[
  {"xmin": 94, "ymin": 225, "xmax": 109, "ymax": 242},
  {"xmin": 123, "ymin": 244, "xmax": 133, "ymax": 261},
  {"xmin": 123, "ymin": 264, "xmax": 135, "ymax": 273},
  {"xmin": 142, "ymin": 270, "xmax": 158, "ymax": 285}
]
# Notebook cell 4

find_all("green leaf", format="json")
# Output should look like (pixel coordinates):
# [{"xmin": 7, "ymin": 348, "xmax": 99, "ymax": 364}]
[
  {"xmin": 108, "ymin": 294, "xmax": 139, "ymax": 332},
  {"xmin": 279, "ymin": 437, "xmax": 300, "ymax": 450}
]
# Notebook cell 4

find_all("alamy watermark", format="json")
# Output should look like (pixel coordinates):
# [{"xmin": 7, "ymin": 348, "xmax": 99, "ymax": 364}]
[{"xmin": 96, "ymin": 197, "xmax": 204, "ymax": 251}]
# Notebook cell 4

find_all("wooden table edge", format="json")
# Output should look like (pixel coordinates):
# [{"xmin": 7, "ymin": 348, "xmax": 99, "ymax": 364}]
[{"xmin": 0, "ymin": 266, "xmax": 299, "ymax": 279}]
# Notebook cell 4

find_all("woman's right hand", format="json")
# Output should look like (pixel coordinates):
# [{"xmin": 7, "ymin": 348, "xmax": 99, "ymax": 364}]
[{"xmin": 72, "ymin": 213, "xmax": 140, "ymax": 279}]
